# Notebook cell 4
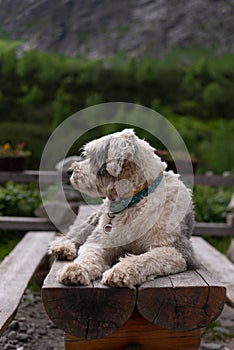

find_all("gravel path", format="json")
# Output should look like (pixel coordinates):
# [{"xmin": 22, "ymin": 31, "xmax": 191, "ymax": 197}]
[
  {"xmin": 0, "ymin": 289, "xmax": 234, "ymax": 350},
  {"xmin": 0, "ymin": 290, "xmax": 64, "ymax": 350},
  {"xmin": 199, "ymin": 304, "xmax": 234, "ymax": 350}
]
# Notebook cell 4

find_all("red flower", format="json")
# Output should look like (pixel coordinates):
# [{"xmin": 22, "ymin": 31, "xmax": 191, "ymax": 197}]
[{"xmin": 17, "ymin": 143, "xmax": 26, "ymax": 149}]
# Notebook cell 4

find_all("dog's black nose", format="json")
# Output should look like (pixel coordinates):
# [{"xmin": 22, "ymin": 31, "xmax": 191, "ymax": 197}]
[{"xmin": 67, "ymin": 168, "xmax": 73, "ymax": 177}]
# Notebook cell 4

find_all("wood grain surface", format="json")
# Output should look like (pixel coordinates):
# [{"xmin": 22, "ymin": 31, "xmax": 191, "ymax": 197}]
[
  {"xmin": 64, "ymin": 310, "xmax": 201, "ymax": 350},
  {"xmin": 0, "ymin": 231, "xmax": 55, "ymax": 334},
  {"xmin": 42, "ymin": 260, "xmax": 225, "ymax": 338}
]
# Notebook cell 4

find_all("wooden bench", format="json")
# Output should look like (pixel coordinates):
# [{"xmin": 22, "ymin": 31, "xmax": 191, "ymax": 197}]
[
  {"xmin": 192, "ymin": 236, "xmax": 234, "ymax": 307},
  {"xmin": 42, "ymin": 261, "xmax": 226, "ymax": 350},
  {"xmin": 0, "ymin": 171, "xmax": 233, "ymax": 347},
  {"xmin": 41, "ymin": 206, "xmax": 229, "ymax": 350},
  {"xmin": 0, "ymin": 231, "xmax": 55, "ymax": 335}
]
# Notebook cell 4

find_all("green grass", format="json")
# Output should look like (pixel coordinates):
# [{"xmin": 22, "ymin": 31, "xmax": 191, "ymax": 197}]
[
  {"xmin": 0, "ymin": 231, "xmax": 24, "ymax": 260},
  {"xmin": 202, "ymin": 320, "xmax": 234, "ymax": 341},
  {"xmin": 28, "ymin": 277, "xmax": 41, "ymax": 292},
  {"xmin": 0, "ymin": 31, "xmax": 23, "ymax": 52},
  {"xmin": 205, "ymin": 236, "xmax": 232, "ymax": 255}
]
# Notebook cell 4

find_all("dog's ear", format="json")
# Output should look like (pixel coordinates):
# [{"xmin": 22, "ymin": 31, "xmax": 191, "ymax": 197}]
[{"xmin": 106, "ymin": 129, "xmax": 136, "ymax": 177}]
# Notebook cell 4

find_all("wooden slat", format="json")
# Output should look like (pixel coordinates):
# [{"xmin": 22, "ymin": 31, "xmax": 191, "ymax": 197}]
[
  {"xmin": 0, "ymin": 231, "xmax": 56, "ymax": 335},
  {"xmin": 1, "ymin": 171, "xmax": 234, "ymax": 186},
  {"xmin": 137, "ymin": 265, "xmax": 225, "ymax": 331},
  {"xmin": 42, "ymin": 260, "xmax": 137, "ymax": 339},
  {"xmin": 227, "ymin": 194, "xmax": 234, "ymax": 212},
  {"xmin": 0, "ymin": 216, "xmax": 56, "ymax": 230},
  {"xmin": 0, "ymin": 215, "xmax": 233, "ymax": 236},
  {"xmin": 42, "ymin": 261, "xmax": 225, "ymax": 336},
  {"xmin": 0, "ymin": 170, "xmax": 59, "ymax": 184},
  {"xmin": 194, "ymin": 175, "xmax": 234, "ymax": 187},
  {"xmin": 125, "ymin": 344, "xmax": 142, "ymax": 350},
  {"xmin": 192, "ymin": 236, "xmax": 234, "ymax": 307},
  {"xmin": 77, "ymin": 204, "xmax": 98, "ymax": 220},
  {"xmin": 193, "ymin": 222, "xmax": 234, "ymax": 236},
  {"xmin": 64, "ymin": 311, "xmax": 201, "ymax": 350},
  {"xmin": 0, "ymin": 205, "xmax": 97, "ymax": 231}
]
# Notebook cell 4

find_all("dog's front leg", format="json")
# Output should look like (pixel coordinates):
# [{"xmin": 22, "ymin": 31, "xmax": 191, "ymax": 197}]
[
  {"xmin": 56, "ymin": 244, "xmax": 111, "ymax": 285},
  {"xmin": 49, "ymin": 208, "xmax": 102, "ymax": 261},
  {"xmin": 102, "ymin": 246, "xmax": 187, "ymax": 289}
]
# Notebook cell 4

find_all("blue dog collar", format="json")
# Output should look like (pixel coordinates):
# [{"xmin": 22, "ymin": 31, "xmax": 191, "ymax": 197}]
[{"xmin": 109, "ymin": 173, "xmax": 163, "ymax": 214}]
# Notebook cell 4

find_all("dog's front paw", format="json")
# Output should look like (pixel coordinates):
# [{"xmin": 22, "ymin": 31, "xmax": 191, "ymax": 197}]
[
  {"xmin": 56, "ymin": 262, "xmax": 91, "ymax": 285},
  {"xmin": 49, "ymin": 239, "xmax": 77, "ymax": 261},
  {"xmin": 102, "ymin": 266, "xmax": 138, "ymax": 289}
]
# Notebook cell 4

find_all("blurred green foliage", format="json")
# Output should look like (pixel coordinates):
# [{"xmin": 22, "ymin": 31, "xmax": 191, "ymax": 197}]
[
  {"xmin": 204, "ymin": 236, "xmax": 232, "ymax": 255},
  {"xmin": 0, "ymin": 181, "xmax": 41, "ymax": 216},
  {"xmin": 193, "ymin": 186, "xmax": 234, "ymax": 223},
  {"xmin": 0, "ymin": 230, "xmax": 25, "ymax": 260},
  {"xmin": 0, "ymin": 41, "xmax": 233, "ymax": 259},
  {"xmin": 0, "ymin": 47, "xmax": 233, "ymax": 172},
  {"xmin": 0, "ymin": 31, "xmax": 23, "ymax": 52}
]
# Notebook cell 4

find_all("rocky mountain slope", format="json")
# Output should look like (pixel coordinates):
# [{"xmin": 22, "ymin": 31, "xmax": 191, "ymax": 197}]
[{"xmin": 0, "ymin": 0, "xmax": 233, "ymax": 58}]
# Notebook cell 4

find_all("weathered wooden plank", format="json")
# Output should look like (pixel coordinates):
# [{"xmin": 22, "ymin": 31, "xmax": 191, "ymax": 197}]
[
  {"xmin": 192, "ymin": 236, "xmax": 234, "ymax": 307},
  {"xmin": 0, "ymin": 205, "xmax": 97, "ymax": 231},
  {"xmin": 41, "ymin": 260, "xmax": 137, "ymax": 339},
  {"xmin": 42, "ymin": 261, "xmax": 225, "ymax": 337},
  {"xmin": 1, "ymin": 215, "xmax": 232, "ymax": 236},
  {"xmin": 193, "ymin": 222, "xmax": 234, "ymax": 236},
  {"xmin": 0, "ymin": 231, "xmax": 55, "ymax": 335},
  {"xmin": 125, "ymin": 344, "xmax": 142, "ymax": 350},
  {"xmin": 137, "ymin": 265, "xmax": 225, "ymax": 331},
  {"xmin": 0, "ymin": 216, "xmax": 56, "ymax": 230},
  {"xmin": 194, "ymin": 175, "xmax": 234, "ymax": 187},
  {"xmin": 64, "ymin": 310, "xmax": 201, "ymax": 350},
  {"xmin": 0, "ymin": 170, "xmax": 59, "ymax": 184},
  {"xmin": 227, "ymin": 193, "xmax": 234, "ymax": 212},
  {"xmin": 78, "ymin": 205, "xmax": 234, "ymax": 238},
  {"xmin": 77, "ymin": 204, "xmax": 98, "ymax": 220},
  {"xmin": 227, "ymin": 238, "xmax": 234, "ymax": 263},
  {"xmin": 1, "ymin": 171, "xmax": 234, "ymax": 186}
]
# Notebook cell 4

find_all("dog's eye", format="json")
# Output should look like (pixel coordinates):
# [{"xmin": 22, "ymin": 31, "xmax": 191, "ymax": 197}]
[{"xmin": 80, "ymin": 150, "xmax": 88, "ymax": 159}]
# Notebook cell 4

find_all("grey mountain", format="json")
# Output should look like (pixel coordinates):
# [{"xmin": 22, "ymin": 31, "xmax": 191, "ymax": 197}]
[{"xmin": 0, "ymin": 0, "xmax": 233, "ymax": 58}]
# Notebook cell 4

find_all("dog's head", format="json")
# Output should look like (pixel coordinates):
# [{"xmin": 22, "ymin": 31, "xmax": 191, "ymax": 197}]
[{"xmin": 69, "ymin": 129, "xmax": 167, "ymax": 200}]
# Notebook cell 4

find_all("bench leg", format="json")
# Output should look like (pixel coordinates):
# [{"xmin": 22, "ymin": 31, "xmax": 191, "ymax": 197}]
[
  {"xmin": 65, "ymin": 328, "xmax": 201, "ymax": 350},
  {"xmin": 126, "ymin": 344, "xmax": 142, "ymax": 350},
  {"xmin": 64, "ymin": 313, "xmax": 201, "ymax": 350}
]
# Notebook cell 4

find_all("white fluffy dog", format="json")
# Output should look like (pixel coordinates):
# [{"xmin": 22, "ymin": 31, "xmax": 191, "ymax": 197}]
[{"xmin": 50, "ymin": 129, "xmax": 197, "ymax": 288}]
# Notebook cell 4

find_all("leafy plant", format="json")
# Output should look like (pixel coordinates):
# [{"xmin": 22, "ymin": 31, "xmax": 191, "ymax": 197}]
[
  {"xmin": 0, "ymin": 181, "xmax": 41, "ymax": 216},
  {"xmin": 0, "ymin": 48, "xmax": 234, "ymax": 172},
  {"xmin": 193, "ymin": 186, "xmax": 234, "ymax": 223}
]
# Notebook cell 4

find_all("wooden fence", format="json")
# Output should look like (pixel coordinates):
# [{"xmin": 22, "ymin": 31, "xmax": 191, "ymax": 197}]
[{"xmin": 0, "ymin": 171, "xmax": 233, "ymax": 236}]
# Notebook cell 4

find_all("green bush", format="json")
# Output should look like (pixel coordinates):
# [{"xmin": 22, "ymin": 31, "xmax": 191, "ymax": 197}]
[
  {"xmin": 0, "ymin": 182, "xmax": 41, "ymax": 216},
  {"xmin": 167, "ymin": 116, "xmax": 234, "ymax": 173},
  {"xmin": 193, "ymin": 186, "xmax": 234, "ymax": 223},
  {"xmin": 0, "ymin": 47, "xmax": 234, "ymax": 173},
  {"xmin": 1, "ymin": 48, "xmax": 234, "ymax": 125}
]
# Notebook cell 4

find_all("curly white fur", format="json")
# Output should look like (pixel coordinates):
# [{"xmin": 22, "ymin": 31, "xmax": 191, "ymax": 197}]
[{"xmin": 50, "ymin": 129, "xmax": 197, "ymax": 288}]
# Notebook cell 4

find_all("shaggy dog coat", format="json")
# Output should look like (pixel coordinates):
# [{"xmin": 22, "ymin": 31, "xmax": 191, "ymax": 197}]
[{"xmin": 50, "ymin": 129, "xmax": 197, "ymax": 288}]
